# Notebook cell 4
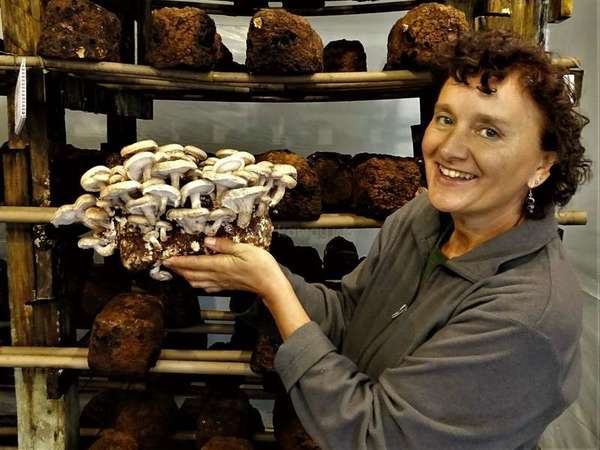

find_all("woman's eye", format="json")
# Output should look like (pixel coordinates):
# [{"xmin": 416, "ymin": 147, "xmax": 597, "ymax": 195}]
[
  {"xmin": 435, "ymin": 115, "xmax": 453, "ymax": 126},
  {"xmin": 479, "ymin": 127, "xmax": 499, "ymax": 139}
]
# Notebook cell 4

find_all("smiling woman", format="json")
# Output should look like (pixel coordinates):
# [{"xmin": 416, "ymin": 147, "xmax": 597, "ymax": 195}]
[{"xmin": 166, "ymin": 30, "xmax": 592, "ymax": 450}]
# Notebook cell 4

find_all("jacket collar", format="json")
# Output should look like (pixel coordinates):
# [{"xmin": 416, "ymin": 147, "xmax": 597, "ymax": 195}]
[{"xmin": 411, "ymin": 194, "xmax": 559, "ymax": 283}]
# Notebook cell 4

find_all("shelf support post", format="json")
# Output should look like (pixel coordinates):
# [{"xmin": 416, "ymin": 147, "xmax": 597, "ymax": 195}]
[{"xmin": 0, "ymin": 0, "xmax": 79, "ymax": 448}]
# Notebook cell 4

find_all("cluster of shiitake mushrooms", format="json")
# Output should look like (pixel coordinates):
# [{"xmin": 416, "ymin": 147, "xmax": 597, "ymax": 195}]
[{"xmin": 51, "ymin": 140, "xmax": 297, "ymax": 281}]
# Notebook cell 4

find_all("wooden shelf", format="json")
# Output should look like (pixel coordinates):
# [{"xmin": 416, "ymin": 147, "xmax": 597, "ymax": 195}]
[
  {"xmin": 0, "ymin": 56, "xmax": 433, "ymax": 103},
  {"xmin": 0, "ymin": 206, "xmax": 588, "ymax": 227},
  {"xmin": 152, "ymin": 0, "xmax": 431, "ymax": 16},
  {"xmin": 0, "ymin": 56, "xmax": 581, "ymax": 104}
]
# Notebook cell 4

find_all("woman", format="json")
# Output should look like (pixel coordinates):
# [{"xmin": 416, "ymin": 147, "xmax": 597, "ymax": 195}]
[{"xmin": 165, "ymin": 31, "xmax": 591, "ymax": 450}]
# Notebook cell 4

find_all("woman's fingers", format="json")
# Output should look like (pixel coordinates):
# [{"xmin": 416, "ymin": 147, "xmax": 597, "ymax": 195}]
[
  {"xmin": 204, "ymin": 237, "xmax": 239, "ymax": 255},
  {"xmin": 164, "ymin": 255, "xmax": 216, "ymax": 271}
]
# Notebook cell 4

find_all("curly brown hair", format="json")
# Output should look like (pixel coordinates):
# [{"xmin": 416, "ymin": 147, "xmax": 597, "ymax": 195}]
[{"xmin": 436, "ymin": 30, "xmax": 591, "ymax": 219}]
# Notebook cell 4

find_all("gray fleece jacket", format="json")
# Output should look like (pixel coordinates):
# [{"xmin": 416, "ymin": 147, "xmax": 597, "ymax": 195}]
[{"xmin": 275, "ymin": 193, "xmax": 583, "ymax": 450}]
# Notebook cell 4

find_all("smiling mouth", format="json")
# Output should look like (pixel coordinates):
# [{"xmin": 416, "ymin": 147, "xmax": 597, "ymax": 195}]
[{"xmin": 437, "ymin": 163, "xmax": 477, "ymax": 181}]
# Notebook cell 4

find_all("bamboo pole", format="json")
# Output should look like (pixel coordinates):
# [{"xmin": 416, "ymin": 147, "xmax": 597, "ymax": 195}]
[
  {"xmin": 0, "ymin": 346, "xmax": 251, "ymax": 362},
  {"xmin": 0, "ymin": 207, "xmax": 588, "ymax": 226},
  {"xmin": 200, "ymin": 310, "xmax": 235, "ymax": 321},
  {"xmin": 0, "ymin": 427, "xmax": 276, "ymax": 442},
  {"xmin": 0, "ymin": 55, "xmax": 579, "ymax": 84},
  {"xmin": 0, "ymin": 354, "xmax": 257, "ymax": 376},
  {"xmin": 0, "ymin": 56, "xmax": 432, "ymax": 85}
]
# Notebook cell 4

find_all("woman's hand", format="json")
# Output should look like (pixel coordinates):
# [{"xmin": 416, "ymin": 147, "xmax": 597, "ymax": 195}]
[
  {"xmin": 164, "ymin": 237, "xmax": 288, "ymax": 301},
  {"xmin": 165, "ymin": 237, "xmax": 311, "ymax": 340}
]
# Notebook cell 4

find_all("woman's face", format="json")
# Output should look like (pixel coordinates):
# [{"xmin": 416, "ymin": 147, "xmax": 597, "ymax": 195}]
[{"xmin": 422, "ymin": 72, "xmax": 556, "ymax": 227}]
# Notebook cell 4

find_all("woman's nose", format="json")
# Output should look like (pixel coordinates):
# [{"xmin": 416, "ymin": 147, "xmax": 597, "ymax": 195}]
[{"xmin": 438, "ymin": 129, "xmax": 470, "ymax": 161}]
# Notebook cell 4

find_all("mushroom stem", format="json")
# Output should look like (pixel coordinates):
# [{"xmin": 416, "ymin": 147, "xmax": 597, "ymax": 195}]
[
  {"xmin": 190, "ymin": 194, "xmax": 203, "ymax": 209},
  {"xmin": 215, "ymin": 186, "xmax": 227, "ymax": 205},
  {"xmin": 143, "ymin": 165, "xmax": 153, "ymax": 182},
  {"xmin": 141, "ymin": 206, "xmax": 157, "ymax": 226},
  {"xmin": 120, "ymin": 193, "xmax": 135, "ymax": 205},
  {"xmin": 270, "ymin": 185, "xmax": 287, "ymax": 206},
  {"xmin": 158, "ymin": 198, "xmax": 168, "ymax": 217},
  {"xmin": 143, "ymin": 231, "xmax": 162, "ymax": 250},
  {"xmin": 256, "ymin": 196, "xmax": 271, "ymax": 217},
  {"xmin": 237, "ymin": 204, "xmax": 254, "ymax": 229},
  {"xmin": 171, "ymin": 174, "xmax": 182, "ymax": 190},
  {"xmin": 159, "ymin": 227, "xmax": 169, "ymax": 242}
]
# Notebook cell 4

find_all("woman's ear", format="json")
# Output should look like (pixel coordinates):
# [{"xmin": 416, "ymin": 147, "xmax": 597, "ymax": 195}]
[{"xmin": 529, "ymin": 151, "xmax": 558, "ymax": 188}]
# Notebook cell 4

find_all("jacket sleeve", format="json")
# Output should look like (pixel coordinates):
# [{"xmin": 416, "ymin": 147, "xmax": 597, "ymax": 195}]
[
  {"xmin": 274, "ymin": 298, "xmax": 563, "ymax": 450},
  {"xmin": 279, "ymin": 224, "xmax": 385, "ymax": 348}
]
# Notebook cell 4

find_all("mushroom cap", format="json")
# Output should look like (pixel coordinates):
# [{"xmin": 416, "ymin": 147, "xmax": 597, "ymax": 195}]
[
  {"xmin": 110, "ymin": 165, "xmax": 127, "ymax": 177},
  {"xmin": 157, "ymin": 144, "xmax": 184, "ymax": 153},
  {"xmin": 143, "ymin": 183, "xmax": 181, "ymax": 204},
  {"xmin": 199, "ymin": 157, "xmax": 219, "ymax": 167},
  {"xmin": 78, "ymin": 235, "xmax": 105, "ymax": 249},
  {"xmin": 272, "ymin": 164, "xmax": 297, "ymax": 179},
  {"xmin": 80, "ymin": 166, "xmax": 110, "ymax": 192},
  {"xmin": 127, "ymin": 214, "xmax": 152, "ymax": 228},
  {"xmin": 96, "ymin": 199, "xmax": 113, "ymax": 210},
  {"xmin": 204, "ymin": 172, "xmax": 247, "ymax": 189},
  {"xmin": 183, "ymin": 145, "xmax": 208, "ymax": 162},
  {"xmin": 124, "ymin": 152, "xmax": 155, "ymax": 181},
  {"xmin": 152, "ymin": 160, "xmax": 197, "ymax": 178},
  {"xmin": 201, "ymin": 166, "xmax": 216, "ymax": 178},
  {"xmin": 154, "ymin": 150, "xmax": 195, "ymax": 163},
  {"xmin": 233, "ymin": 169, "xmax": 260, "ymax": 185},
  {"xmin": 51, "ymin": 204, "xmax": 79, "ymax": 226},
  {"xmin": 215, "ymin": 148, "xmax": 239, "ymax": 158},
  {"xmin": 236, "ymin": 151, "xmax": 256, "ymax": 165},
  {"xmin": 126, "ymin": 195, "xmax": 160, "ymax": 214},
  {"xmin": 245, "ymin": 164, "xmax": 272, "ymax": 178},
  {"xmin": 100, "ymin": 180, "xmax": 142, "ymax": 200},
  {"xmin": 214, "ymin": 154, "xmax": 246, "ymax": 173},
  {"xmin": 181, "ymin": 179, "xmax": 215, "ymax": 201},
  {"xmin": 209, "ymin": 207, "xmax": 236, "ymax": 220},
  {"xmin": 155, "ymin": 220, "xmax": 173, "ymax": 231},
  {"xmin": 280, "ymin": 174, "xmax": 298, "ymax": 188},
  {"xmin": 141, "ymin": 178, "xmax": 166, "ymax": 190},
  {"xmin": 184, "ymin": 168, "xmax": 204, "ymax": 181},
  {"xmin": 74, "ymin": 194, "xmax": 99, "ymax": 211},
  {"xmin": 257, "ymin": 161, "xmax": 274, "ymax": 170},
  {"xmin": 221, "ymin": 186, "xmax": 268, "ymax": 212},
  {"xmin": 108, "ymin": 166, "xmax": 128, "ymax": 184},
  {"xmin": 121, "ymin": 140, "xmax": 158, "ymax": 158},
  {"xmin": 166, "ymin": 207, "xmax": 210, "ymax": 219},
  {"xmin": 84, "ymin": 206, "xmax": 110, "ymax": 223}
]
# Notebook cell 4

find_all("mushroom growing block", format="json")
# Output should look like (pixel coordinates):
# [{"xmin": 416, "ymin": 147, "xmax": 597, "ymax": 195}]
[
  {"xmin": 246, "ymin": 9, "xmax": 324, "ymax": 75},
  {"xmin": 323, "ymin": 39, "xmax": 367, "ymax": 72},
  {"xmin": 386, "ymin": 3, "xmax": 469, "ymax": 70},
  {"xmin": 307, "ymin": 152, "xmax": 353, "ymax": 212},
  {"xmin": 256, "ymin": 150, "xmax": 321, "ymax": 220},
  {"xmin": 88, "ymin": 293, "xmax": 164, "ymax": 376},
  {"xmin": 38, "ymin": 0, "xmax": 121, "ymax": 62},
  {"xmin": 351, "ymin": 154, "xmax": 421, "ymax": 220},
  {"xmin": 147, "ymin": 7, "xmax": 221, "ymax": 70}
]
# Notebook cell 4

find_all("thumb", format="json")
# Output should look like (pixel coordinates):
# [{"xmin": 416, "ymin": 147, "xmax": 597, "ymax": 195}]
[{"xmin": 204, "ymin": 237, "xmax": 238, "ymax": 254}]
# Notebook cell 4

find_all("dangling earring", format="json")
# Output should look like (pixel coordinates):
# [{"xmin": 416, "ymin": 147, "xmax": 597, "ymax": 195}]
[{"xmin": 526, "ymin": 189, "xmax": 535, "ymax": 214}]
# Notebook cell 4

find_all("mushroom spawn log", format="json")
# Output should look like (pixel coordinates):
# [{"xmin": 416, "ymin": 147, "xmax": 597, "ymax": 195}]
[{"xmin": 50, "ymin": 141, "xmax": 298, "ymax": 281}]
